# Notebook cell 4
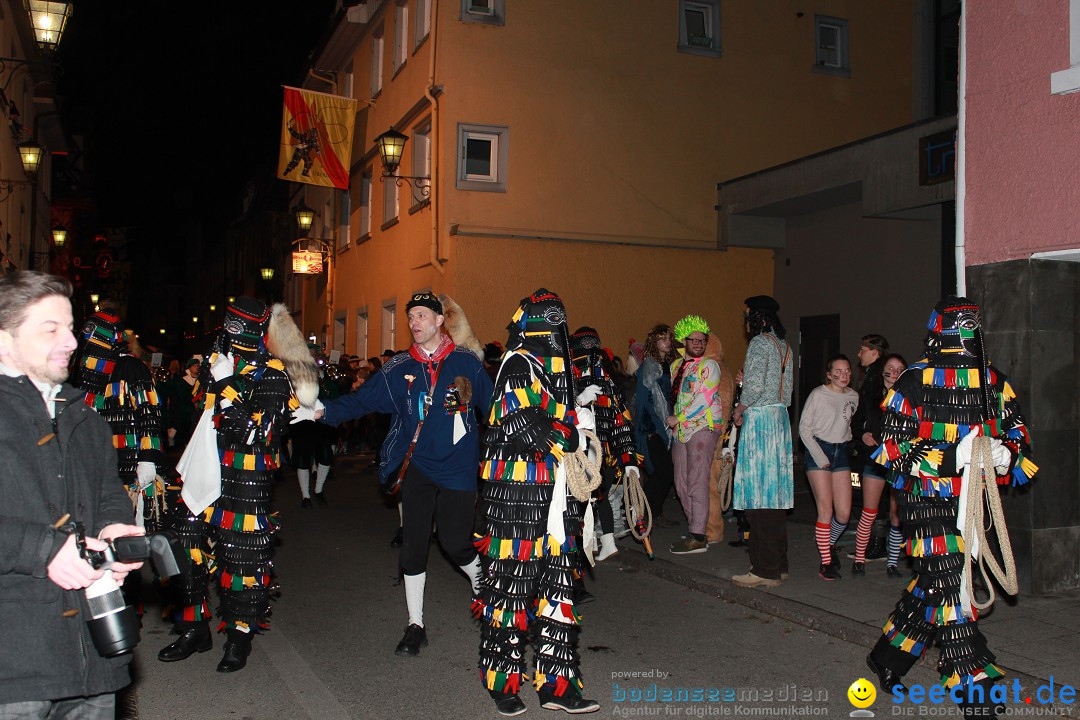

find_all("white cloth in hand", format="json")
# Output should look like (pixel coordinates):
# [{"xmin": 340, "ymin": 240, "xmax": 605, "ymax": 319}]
[
  {"xmin": 290, "ymin": 399, "xmax": 325, "ymax": 425},
  {"xmin": 210, "ymin": 352, "xmax": 234, "ymax": 382},
  {"xmin": 954, "ymin": 431, "xmax": 977, "ymax": 471},
  {"xmin": 575, "ymin": 407, "xmax": 596, "ymax": 432},
  {"xmin": 576, "ymin": 384, "xmax": 602, "ymax": 407},
  {"xmin": 136, "ymin": 461, "xmax": 157, "ymax": 490},
  {"xmin": 624, "ymin": 466, "xmax": 640, "ymax": 484}
]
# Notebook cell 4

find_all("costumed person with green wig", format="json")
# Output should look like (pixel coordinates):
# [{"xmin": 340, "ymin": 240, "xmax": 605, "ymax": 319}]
[{"xmin": 665, "ymin": 314, "xmax": 724, "ymax": 555}]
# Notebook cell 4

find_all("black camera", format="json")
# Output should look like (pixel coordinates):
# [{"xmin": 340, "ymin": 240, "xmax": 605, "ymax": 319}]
[{"xmin": 70, "ymin": 524, "xmax": 186, "ymax": 657}]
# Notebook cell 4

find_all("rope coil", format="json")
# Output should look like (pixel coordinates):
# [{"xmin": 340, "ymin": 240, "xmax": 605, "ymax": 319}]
[
  {"xmin": 563, "ymin": 428, "xmax": 602, "ymax": 503},
  {"xmin": 962, "ymin": 436, "xmax": 1018, "ymax": 612}
]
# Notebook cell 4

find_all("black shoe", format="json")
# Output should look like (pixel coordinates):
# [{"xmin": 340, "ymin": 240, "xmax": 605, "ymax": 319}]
[
  {"xmin": 493, "ymin": 695, "xmax": 528, "ymax": 717},
  {"xmin": 390, "ymin": 526, "xmax": 404, "ymax": 548},
  {"xmin": 886, "ymin": 565, "xmax": 902, "ymax": 579},
  {"xmin": 728, "ymin": 538, "xmax": 749, "ymax": 548},
  {"xmin": 158, "ymin": 626, "xmax": 212, "ymax": 662},
  {"xmin": 300, "ymin": 497, "xmax": 312, "ymax": 509},
  {"xmin": 819, "ymin": 563, "xmax": 841, "ymax": 581},
  {"xmin": 216, "ymin": 641, "xmax": 250, "ymax": 673},
  {"xmin": 394, "ymin": 623, "xmax": 427, "ymax": 656},
  {"xmin": 851, "ymin": 562, "xmax": 865, "ymax": 576},
  {"xmin": 314, "ymin": 491, "xmax": 327, "ymax": 506},
  {"xmin": 540, "ymin": 694, "xmax": 600, "ymax": 714},
  {"xmin": 866, "ymin": 654, "xmax": 907, "ymax": 694}
]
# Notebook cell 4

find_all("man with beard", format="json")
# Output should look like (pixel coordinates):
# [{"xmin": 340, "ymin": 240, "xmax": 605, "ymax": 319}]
[
  {"xmin": 306, "ymin": 292, "xmax": 493, "ymax": 657},
  {"xmin": 666, "ymin": 314, "xmax": 724, "ymax": 555}
]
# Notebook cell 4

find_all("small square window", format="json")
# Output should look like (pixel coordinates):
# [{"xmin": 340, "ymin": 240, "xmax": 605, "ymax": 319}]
[
  {"xmin": 813, "ymin": 15, "xmax": 850, "ymax": 77},
  {"xmin": 461, "ymin": 0, "xmax": 504, "ymax": 26},
  {"xmin": 456, "ymin": 123, "xmax": 509, "ymax": 192},
  {"xmin": 679, "ymin": 0, "xmax": 721, "ymax": 57}
]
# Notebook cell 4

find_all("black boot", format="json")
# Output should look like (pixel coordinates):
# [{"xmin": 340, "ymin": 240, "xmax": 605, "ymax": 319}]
[
  {"xmin": 488, "ymin": 689, "xmax": 527, "ymax": 717},
  {"xmin": 158, "ymin": 623, "xmax": 212, "ymax": 662},
  {"xmin": 866, "ymin": 654, "xmax": 907, "ymax": 694},
  {"xmin": 217, "ymin": 632, "xmax": 252, "ymax": 673},
  {"xmin": 539, "ymin": 690, "xmax": 600, "ymax": 714}
]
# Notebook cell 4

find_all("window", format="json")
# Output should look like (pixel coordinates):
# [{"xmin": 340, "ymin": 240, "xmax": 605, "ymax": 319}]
[
  {"xmin": 358, "ymin": 173, "xmax": 372, "ymax": 238},
  {"xmin": 411, "ymin": 120, "xmax": 431, "ymax": 207},
  {"xmin": 461, "ymin": 0, "xmax": 504, "ymax": 26},
  {"xmin": 414, "ymin": 0, "xmax": 431, "ymax": 49},
  {"xmin": 678, "ymin": 0, "xmax": 721, "ymax": 57},
  {"xmin": 394, "ymin": 1, "xmax": 409, "ymax": 72},
  {"xmin": 381, "ymin": 302, "xmax": 397, "ymax": 353},
  {"xmin": 813, "ymin": 15, "xmax": 850, "ymax": 77},
  {"xmin": 355, "ymin": 309, "xmax": 369, "ymax": 359},
  {"xmin": 370, "ymin": 25, "xmax": 384, "ymax": 97},
  {"xmin": 338, "ymin": 189, "xmax": 350, "ymax": 252},
  {"xmin": 1051, "ymin": 0, "xmax": 1080, "ymax": 94},
  {"xmin": 456, "ymin": 123, "xmax": 509, "ymax": 192},
  {"xmin": 333, "ymin": 311, "xmax": 347, "ymax": 354},
  {"xmin": 382, "ymin": 170, "xmax": 399, "ymax": 227}
]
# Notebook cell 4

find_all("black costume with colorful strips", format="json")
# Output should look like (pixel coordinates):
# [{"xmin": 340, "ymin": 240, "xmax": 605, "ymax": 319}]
[
  {"xmin": 867, "ymin": 297, "xmax": 1036, "ymax": 692},
  {"xmin": 475, "ymin": 289, "xmax": 591, "ymax": 702}
]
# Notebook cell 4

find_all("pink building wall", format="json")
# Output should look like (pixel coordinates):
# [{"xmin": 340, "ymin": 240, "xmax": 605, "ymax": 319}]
[{"xmin": 965, "ymin": 0, "xmax": 1080, "ymax": 265}]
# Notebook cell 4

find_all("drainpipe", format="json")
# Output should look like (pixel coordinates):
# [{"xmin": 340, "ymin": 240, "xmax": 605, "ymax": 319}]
[
  {"xmin": 425, "ymin": 0, "xmax": 445, "ymax": 275},
  {"xmin": 954, "ymin": 7, "xmax": 967, "ymax": 295}
]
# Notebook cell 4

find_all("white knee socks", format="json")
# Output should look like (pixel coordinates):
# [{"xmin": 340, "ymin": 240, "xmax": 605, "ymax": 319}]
[
  {"xmin": 315, "ymin": 464, "xmax": 330, "ymax": 493},
  {"xmin": 404, "ymin": 572, "xmax": 426, "ymax": 627},
  {"xmin": 296, "ymin": 468, "xmax": 311, "ymax": 499},
  {"xmin": 459, "ymin": 556, "xmax": 482, "ymax": 596}
]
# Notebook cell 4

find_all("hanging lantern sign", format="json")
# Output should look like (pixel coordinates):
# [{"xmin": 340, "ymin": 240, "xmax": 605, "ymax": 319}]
[{"xmin": 292, "ymin": 250, "xmax": 323, "ymax": 274}]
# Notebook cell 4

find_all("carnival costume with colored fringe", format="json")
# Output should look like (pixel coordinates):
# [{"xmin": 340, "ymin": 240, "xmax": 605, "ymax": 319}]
[
  {"xmin": 73, "ymin": 311, "xmax": 164, "ymax": 523},
  {"xmin": 165, "ymin": 299, "xmax": 314, "ymax": 641},
  {"xmin": 570, "ymin": 327, "xmax": 638, "ymax": 471},
  {"xmin": 475, "ymin": 289, "xmax": 591, "ymax": 702},
  {"xmin": 867, "ymin": 298, "xmax": 1036, "ymax": 692}
]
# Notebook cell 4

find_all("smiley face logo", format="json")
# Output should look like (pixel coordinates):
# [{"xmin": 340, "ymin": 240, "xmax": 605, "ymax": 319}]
[{"xmin": 847, "ymin": 678, "xmax": 876, "ymax": 709}]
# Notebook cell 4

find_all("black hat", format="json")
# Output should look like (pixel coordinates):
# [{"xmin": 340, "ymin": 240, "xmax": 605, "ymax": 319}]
[
  {"xmin": 744, "ymin": 295, "xmax": 780, "ymax": 314},
  {"xmin": 406, "ymin": 292, "xmax": 443, "ymax": 316}
]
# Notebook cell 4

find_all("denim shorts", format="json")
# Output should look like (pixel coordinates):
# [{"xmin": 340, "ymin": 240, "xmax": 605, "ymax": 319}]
[
  {"xmin": 804, "ymin": 439, "xmax": 850, "ymax": 472},
  {"xmin": 861, "ymin": 462, "xmax": 886, "ymax": 481}
]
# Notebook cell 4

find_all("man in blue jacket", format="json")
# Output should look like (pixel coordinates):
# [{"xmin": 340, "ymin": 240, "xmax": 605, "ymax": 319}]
[{"xmin": 307, "ymin": 292, "xmax": 492, "ymax": 656}]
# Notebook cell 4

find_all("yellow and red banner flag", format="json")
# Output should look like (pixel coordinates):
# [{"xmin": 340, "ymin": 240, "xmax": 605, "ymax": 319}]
[{"xmin": 277, "ymin": 86, "xmax": 356, "ymax": 190}]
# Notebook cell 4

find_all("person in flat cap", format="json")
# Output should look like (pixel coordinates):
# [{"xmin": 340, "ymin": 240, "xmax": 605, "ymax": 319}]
[
  {"xmin": 731, "ymin": 295, "xmax": 794, "ymax": 589},
  {"xmin": 304, "ymin": 291, "xmax": 493, "ymax": 658}
]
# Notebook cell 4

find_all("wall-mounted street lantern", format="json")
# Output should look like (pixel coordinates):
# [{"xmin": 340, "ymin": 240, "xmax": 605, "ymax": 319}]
[
  {"xmin": 18, "ymin": 141, "xmax": 42, "ymax": 176},
  {"xmin": 24, "ymin": 0, "xmax": 73, "ymax": 51},
  {"xmin": 228, "ymin": 296, "xmax": 236, "ymax": 304},
  {"xmin": 209, "ymin": 304, "xmax": 217, "ymax": 312},
  {"xmin": 89, "ymin": 293, "xmax": 99, "ymax": 305},
  {"xmin": 260, "ymin": 267, "xmax": 275, "ymax": 281},
  {"xmin": 296, "ymin": 207, "xmax": 315, "ymax": 233},
  {"xmin": 374, "ymin": 127, "xmax": 430, "ymax": 202},
  {"xmin": 51, "ymin": 225, "xmax": 66, "ymax": 247}
]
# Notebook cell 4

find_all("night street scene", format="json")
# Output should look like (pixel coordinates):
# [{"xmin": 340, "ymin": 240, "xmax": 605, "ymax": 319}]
[{"xmin": 0, "ymin": 1, "xmax": 1078, "ymax": 719}]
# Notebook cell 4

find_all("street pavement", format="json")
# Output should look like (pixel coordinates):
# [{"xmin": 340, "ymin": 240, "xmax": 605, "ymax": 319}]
[{"xmin": 126, "ymin": 454, "xmax": 1080, "ymax": 719}]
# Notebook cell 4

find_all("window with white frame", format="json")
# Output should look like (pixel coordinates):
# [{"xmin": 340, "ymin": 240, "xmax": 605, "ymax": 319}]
[
  {"xmin": 461, "ymin": 0, "xmax": 504, "ymax": 26},
  {"xmin": 358, "ymin": 172, "xmax": 372, "ymax": 237},
  {"xmin": 456, "ymin": 123, "xmax": 509, "ymax": 192},
  {"xmin": 679, "ymin": 0, "xmax": 721, "ymax": 56},
  {"xmin": 1051, "ymin": 0, "xmax": 1080, "ymax": 94},
  {"xmin": 813, "ymin": 15, "xmax": 850, "ymax": 77},
  {"xmin": 371, "ymin": 25, "xmax": 384, "ymax": 96},
  {"xmin": 412, "ymin": 120, "xmax": 431, "ymax": 204},
  {"xmin": 382, "ymin": 170, "xmax": 399, "ymax": 226},
  {"xmin": 338, "ymin": 189, "xmax": 350, "ymax": 252},
  {"xmin": 414, "ymin": 0, "xmax": 431, "ymax": 49},
  {"xmin": 381, "ymin": 302, "xmax": 397, "ymax": 353},
  {"xmin": 355, "ymin": 309, "xmax": 369, "ymax": 359},
  {"xmin": 394, "ymin": 0, "xmax": 409, "ymax": 72}
]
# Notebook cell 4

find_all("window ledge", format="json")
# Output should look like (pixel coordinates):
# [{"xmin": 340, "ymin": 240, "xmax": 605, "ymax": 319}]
[
  {"xmin": 413, "ymin": 33, "xmax": 430, "ymax": 52},
  {"xmin": 356, "ymin": 232, "xmax": 372, "ymax": 245},
  {"xmin": 392, "ymin": 60, "xmax": 407, "ymax": 80},
  {"xmin": 380, "ymin": 217, "xmax": 400, "ymax": 231},
  {"xmin": 409, "ymin": 198, "xmax": 431, "ymax": 215},
  {"xmin": 677, "ymin": 44, "xmax": 722, "ymax": 59},
  {"xmin": 812, "ymin": 64, "xmax": 851, "ymax": 79},
  {"xmin": 1051, "ymin": 64, "xmax": 1080, "ymax": 95}
]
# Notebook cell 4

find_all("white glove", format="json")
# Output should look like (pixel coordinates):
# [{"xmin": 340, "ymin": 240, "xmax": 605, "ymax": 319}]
[
  {"xmin": 955, "ymin": 432, "xmax": 1009, "ymax": 473},
  {"xmin": 210, "ymin": 353, "xmax": 234, "ymax": 382},
  {"xmin": 576, "ymin": 384, "xmax": 602, "ymax": 407},
  {"xmin": 136, "ymin": 461, "xmax": 157, "ymax": 490},
  {"xmin": 290, "ymin": 399, "xmax": 325, "ymax": 424},
  {"xmin": 624, "ymin": 466, "xmax": 640, "ymax": 483},
  {"xmin": 991, "ymin": 438, "xmax": 1011, "ymax": 473},
  {"xmin": 575, "ymin": 406, "xmax": 596, "ymax": 432}
]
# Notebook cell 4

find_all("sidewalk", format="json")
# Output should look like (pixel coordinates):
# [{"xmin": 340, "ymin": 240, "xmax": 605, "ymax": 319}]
[{"xmin": 607, "ymin": 485, "xmax": 1080, "ymax": 712}]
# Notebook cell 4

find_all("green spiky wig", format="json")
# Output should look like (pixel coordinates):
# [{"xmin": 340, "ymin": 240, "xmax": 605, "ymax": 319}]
[{"xmin": 673, "ymin": 314, "xmax": 710, "ymax": 342}]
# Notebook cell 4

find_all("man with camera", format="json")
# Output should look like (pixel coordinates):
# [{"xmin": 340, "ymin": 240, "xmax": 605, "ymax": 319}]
[{"xmin": 0, "ymin": 271, "xmax": 145, "ymax": 719}]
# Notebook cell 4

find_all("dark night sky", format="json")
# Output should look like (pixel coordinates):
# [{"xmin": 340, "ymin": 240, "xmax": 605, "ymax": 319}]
[{"xmin": 55, "ymin": 1, "xmax": 337, "ymax": 233}]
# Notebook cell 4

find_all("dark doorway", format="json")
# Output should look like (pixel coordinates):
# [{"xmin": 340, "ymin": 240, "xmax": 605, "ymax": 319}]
[{"xmin": 798, "ymin": 314, "xmax": 840, "ymax": 415}]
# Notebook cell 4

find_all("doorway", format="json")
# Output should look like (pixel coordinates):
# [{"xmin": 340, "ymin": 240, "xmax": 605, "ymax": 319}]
[{"xmin": 798, "ymin": 314, "xmax": 840, "ymax": 415}]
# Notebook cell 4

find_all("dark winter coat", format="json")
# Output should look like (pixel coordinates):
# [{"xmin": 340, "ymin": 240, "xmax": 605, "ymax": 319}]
[{"xmin": 0, "ymin": 374, "xmax": 136, "ymax": 704}]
